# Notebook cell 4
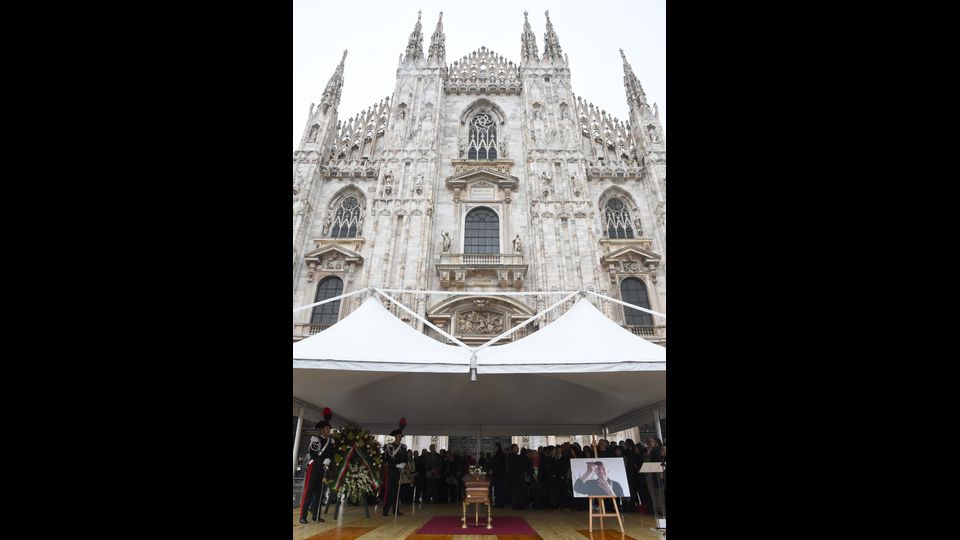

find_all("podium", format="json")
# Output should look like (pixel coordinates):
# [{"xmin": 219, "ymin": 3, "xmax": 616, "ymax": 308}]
[{"xmin": 640, "ymin": 462, "xmax": 667, "ymax": 532}]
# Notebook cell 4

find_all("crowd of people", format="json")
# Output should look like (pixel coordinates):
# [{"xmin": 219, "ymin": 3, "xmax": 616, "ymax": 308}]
[
  {"xmin": 299, "ymin": 423, "xmax": 667, "ymax": 521},
  {"xmin": 394, "ymin": 438, "xmax": 666, "ymax": 514}
]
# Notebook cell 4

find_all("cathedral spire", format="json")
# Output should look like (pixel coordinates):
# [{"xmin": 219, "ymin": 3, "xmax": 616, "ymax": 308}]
[
  {"xmin": 542, "ymin": 10, "xmax": 563, "ymax": 63},
  {"xmin": 520, "ymin": 11, "xmax": 539, "ymax": 63},
  {"xmin": 620, "ymin": 48, "xmax": 649, "ymax": 110},
  {"xmin": 403, "ymin": 11, "xmax": 425, "ymax": 63},
  {"xmin": 428, "ymin": 12, "xmax": 445, "ymax": 62},
  {"xmin": 320, "ymin": 49, "xmax": 347, "ymax": 111}
]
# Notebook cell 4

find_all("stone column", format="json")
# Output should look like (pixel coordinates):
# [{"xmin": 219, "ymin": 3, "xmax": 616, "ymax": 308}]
[{"xmin": 293, "ymin": 406, "xmax": 305, "ymax": 477}]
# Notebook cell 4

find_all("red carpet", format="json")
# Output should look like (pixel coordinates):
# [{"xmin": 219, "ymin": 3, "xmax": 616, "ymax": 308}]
[{"xmin": 416, "ymin": 515, "xmax": 537, "ymax": 535}]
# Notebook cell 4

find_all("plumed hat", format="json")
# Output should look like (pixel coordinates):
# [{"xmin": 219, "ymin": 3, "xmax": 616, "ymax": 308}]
[
  {"xmin": 315, "ymin": 407, "xmax": 333, "ymax": 430},
  {"xmin": 389, "ymin": 417, "xmax": 407, "ymax": 437}
]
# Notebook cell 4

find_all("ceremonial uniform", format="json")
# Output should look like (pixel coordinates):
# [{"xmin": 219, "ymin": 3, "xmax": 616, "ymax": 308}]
[
  {"xmin": 381, "ymin": 439, "xmax": 408, "ymax": 515},
  {"xmin": 381, "ymin": 419, "xmax": 408, "ymax": 516},
  {"xmin": 300, "ymin": 411, "xmax": 336, "ymax": 524}
]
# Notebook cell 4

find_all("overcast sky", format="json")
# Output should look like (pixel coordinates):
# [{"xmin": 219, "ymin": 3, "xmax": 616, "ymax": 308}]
[{"xmin": 294, "ymin": 0, "xmax": 665, "ymax": 149}]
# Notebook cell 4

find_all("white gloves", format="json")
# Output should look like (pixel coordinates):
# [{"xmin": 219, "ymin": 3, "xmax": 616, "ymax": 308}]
[
  {"xmin": 323, "ymin": 458, "xmax": 331, "ymax": 466},
  {"xmin": 308, "ymin": 459, "xmax": 314, "ymax": 465},
  {"xmin": 396, "ymin": 463, "xmax": 407, "ymax": 469},
  {"xmin": 310, "ymin": 436, "xmax": 319, "ymax": 443}
]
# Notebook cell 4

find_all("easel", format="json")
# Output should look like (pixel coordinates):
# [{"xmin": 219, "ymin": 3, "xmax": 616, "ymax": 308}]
[
  {"xmin": 589, "ymin": 496, "xmax": 624, "ymax": 535},
  {"xmin": 586, "ymin": 435, "xmax": 624, "ymax": 535}
]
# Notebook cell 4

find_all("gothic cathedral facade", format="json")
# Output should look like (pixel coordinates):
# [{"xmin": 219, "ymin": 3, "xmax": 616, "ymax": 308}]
[{"xmin": 293, "ymin": 11, "xmax": 666, "ymax": 346}]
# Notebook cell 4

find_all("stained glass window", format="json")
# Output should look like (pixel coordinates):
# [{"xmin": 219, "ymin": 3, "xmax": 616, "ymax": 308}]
[
  {"xmin": 468, "ymin": 113, "xmax": 497, "ymax": 161},
  {"xmin": 464, "ymin": 207, "xmax": 499, "ymax": 254},
  {"xmin": 331, "ymin": 195, "xmax": 362, "ymax": 238},
  {"xmin": 604, "ymin": 198, "xmax": 635, "ymax": 239},
  {"xmin": 310, "ymin": 276, "xmax": 343, "ymax": 325},
  {"xmin": 620, "ymin": 278, "xmax": 653, "ymax": 326}
]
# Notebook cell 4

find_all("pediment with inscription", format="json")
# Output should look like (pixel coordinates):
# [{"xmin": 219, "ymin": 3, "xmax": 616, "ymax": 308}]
[
  {"xmin": 467, "ymin": 181, "xmax": 497, "ymax": 200},
  {"xmin": 599, "ymin": 246, "xmax": 661, "ymax": 270},
  {"xmin": 303, "ymin": 243, "xmax": 364, "ymax": 281},
  {"xmin": 445, "ymin": 166, "xmax": 519, "ymax": 191}
]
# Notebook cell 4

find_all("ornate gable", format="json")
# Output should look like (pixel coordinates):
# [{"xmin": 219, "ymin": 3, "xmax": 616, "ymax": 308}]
[
  {"xmin": 446, "ymin": 47, "xmax": 521, "ymax": 95},
  {"xmin": 303, "ymin": 244, "xmax": 364, "ymax": 282},
  {"xmin": 599, "ymin": 245, "xmax": 662, "ymax": 284},
  {"xmin": 600, "ymin": 246, "xmax": 661, "ymax": 268},
  {"xmin": 446, "ymin": 166, "xmax": 519, "ymax": 203}
]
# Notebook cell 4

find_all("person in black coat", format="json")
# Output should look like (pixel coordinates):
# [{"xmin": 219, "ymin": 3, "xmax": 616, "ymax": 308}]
[
  {"xmin": 506, "ymin": 444, "xmax": 532, "ymax": 510},
  {"xmin": 414, "ymin": 450, "xmax": 425, "ymax": 503},
  {"xmin": 491, "ymin": 443, "xmax": 507, "ymax": 508},
  {"xmin": 542, "ymin": 446, "xmax": 561, "ymax": 509},
  {"xmin": 381, "ymin": 422, "xmax": 408, "ymax": 516},
  {"xmin": 299, "ymin": 414, "xmax": 336, "ymax": 524}
]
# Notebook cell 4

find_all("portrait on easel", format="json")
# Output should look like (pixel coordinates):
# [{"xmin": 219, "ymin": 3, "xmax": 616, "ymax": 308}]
[{"xmin": 570, "ymin": 458, "xmax": 629, "ymax": 497}]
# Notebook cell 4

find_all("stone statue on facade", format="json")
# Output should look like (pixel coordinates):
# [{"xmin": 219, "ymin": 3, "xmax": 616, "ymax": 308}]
[
  {"xmin": 513, "ymin": 234, "xmax": 523, "ymax": 254},
  {"xmin": 415, "ymin": 172, "xmax": 424, "ymax": 194},
  {"xmin": 383, "ymin": 173, "xmax": 394, "ymax": 195},
  {"xmin": 441, "ymin": 230, "xmax": 451, "ymax": 252}
]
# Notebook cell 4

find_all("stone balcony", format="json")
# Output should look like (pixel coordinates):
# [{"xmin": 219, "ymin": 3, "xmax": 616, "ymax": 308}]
[
  {"xmin": 436, "ymin": 253, "xmax": 527, "ymax": 289},
  {"xmin": 625, "ymin": 324, "xmax": 666, "ymax": 346},
  {"xmin": 292, "ymin": 323, "xmax": 332, "ymax": 342}
]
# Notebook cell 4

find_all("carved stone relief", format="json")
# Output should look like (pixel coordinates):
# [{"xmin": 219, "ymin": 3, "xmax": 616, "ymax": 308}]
[{"xmin": 457, "ymin": 310, "xmax": 505, "ymax": 334}]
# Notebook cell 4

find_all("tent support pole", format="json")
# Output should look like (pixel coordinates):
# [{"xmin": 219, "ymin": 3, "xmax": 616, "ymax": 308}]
[
  {"xmin": 293, "ymin": 406, "xmax": 305, "ymax": 477},
  {"xmin": 374, "ymin": 288, "xmax": 473, "ymax": 350},
  {"xmin": 474, "ymin": 290, "xmax": 581, "ymax": 352},
  {"xmin": 654, "ymin": 409, "xmax": 664, "ymax": 444},
  {"xmin": 583, "ymin": 289, "xmax": 666, "ymax": 320},
  {"xmin": 293, "ymin": 287, "xmax": 370, "ymax": 313}
]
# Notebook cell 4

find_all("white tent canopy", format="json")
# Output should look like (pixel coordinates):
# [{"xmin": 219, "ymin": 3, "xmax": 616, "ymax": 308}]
[
  {"xmin": 477, "ymin": 297, "xmax": 666, "ymax": 373},
  {"xmin": 293, "ymin": 296, "xmax": 468, "ymax": 373},
  {"xmin": 293, "ymin": 294, "xmax": 665, "ymax": 435}
]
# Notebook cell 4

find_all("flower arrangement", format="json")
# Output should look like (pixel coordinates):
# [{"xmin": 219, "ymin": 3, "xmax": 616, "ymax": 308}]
[
  {"xmin": 324, "ymin": 424, "xmax": 383, "ymax": 503},
  {"xmin": 468, "ymin": 465, "xmax": 486, "ymax": 478},
  {"xmin": 340, "ymin": 462, "xmax": 375, "ymax": 504}
]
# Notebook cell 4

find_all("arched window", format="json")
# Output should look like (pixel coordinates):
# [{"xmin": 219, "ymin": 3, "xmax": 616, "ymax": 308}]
[
  {"xmin": 620, "ymin": 277, "xmax": 653, "ymax": 327},
  {"xmin": 330, "ymin": 195, "xmax": 363, "ymax": 238},
  {"xmin": 467, "ymin": 113, "xmax": 497, "ymax": 160},
  {"xmin": 604, "ymin": 198, "xmax": 635, "ymax": 239},
  {"xmin": 464, "ymin": 207, "xmax": 499, "ymax": 254},
  {"xmin": 310, "ymin": 276, "xmax": 343, "ymax": 326}
]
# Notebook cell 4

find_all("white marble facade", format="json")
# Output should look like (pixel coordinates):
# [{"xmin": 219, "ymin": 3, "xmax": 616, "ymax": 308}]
[{"xmin": 293, "ymin": 11, "xmax": 666, "ymax": 345}]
